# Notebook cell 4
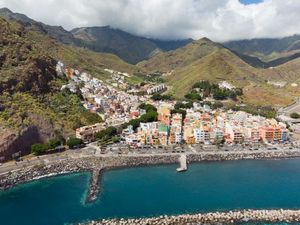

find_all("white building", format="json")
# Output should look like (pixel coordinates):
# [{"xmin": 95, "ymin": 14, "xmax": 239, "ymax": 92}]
[
  {"xmin": 147, "ymin": 84, "xmax": 166, "ymax": 95},
  {"xmin": 218, "ymin": 81, "xmax": 235, "ymax": 90}
]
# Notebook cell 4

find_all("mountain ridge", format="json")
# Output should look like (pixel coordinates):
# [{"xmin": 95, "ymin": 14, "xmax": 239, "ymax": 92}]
[
  {"xmin": 224, "ymin": 35, "xmax": 300, "ymax": 65},
  {"xmin": 0, "ymin": 8, "xmax": 192, "ymax": 64}
]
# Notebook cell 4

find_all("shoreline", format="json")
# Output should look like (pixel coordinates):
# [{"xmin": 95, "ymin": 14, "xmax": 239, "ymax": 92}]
[{"xmin": 2, "ymin": 150, "xmax": 300, "ymax": 203}]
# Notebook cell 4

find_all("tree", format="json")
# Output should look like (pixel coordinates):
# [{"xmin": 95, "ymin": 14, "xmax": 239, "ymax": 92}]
[
  {"xmin": 67, "ymin": 137, "xmax": 83, "ymax": 149},
  {"xmin": 184, "ymin": 92, "xmax": 202, "ymax": 101},
  {"xmin": 140, "ymin": 110, "xmax": 158, "ymax": 123},
  {"xmin": 174, "ymin": 102, "xmax": 186, "ymax": 110},
  {"xmin": 290, "ymin": 112, "xmax": 300, "ymax": 119},
  {"xmin": 235, "ymin": 88, "xmax": 243, "ymax": 96},
  {"xmin": 192, "ymin": 81, "xmax": 211, "ymax": 90},
  {"xmin": 31, "ymin": 143, "xmax": 47, "ymax": 155},
  {"xmin": 229, "ymin": 91, "xmax": 237, "ymax": 101},
  {"xmin": 175, "ymin": 101, "xmax": 193, "ymax": 110},
  {"xmin": 212, "ymin": 89, "xmax": 227, "ymax": 100},
  {"xmin": 127, "ymin": 119, "xmax": 140, "ymax": 130},
  {"xmin": 139, "ymin": 103, "xmax": 157, "ymax": 112},
  {"xmin": 95, "ymin": 127, "xmax": 117, "ymax": 141},
  {"xmin": 112, "ymin": 136, "xmax": 120, "ymax": 143},
  {"xmin": 151, "ymin": 93, "xmax": 174, "ymax": 101},
  {"xmin": 48, "ymin": 138, "xmax": 62, "ymax": 149}
]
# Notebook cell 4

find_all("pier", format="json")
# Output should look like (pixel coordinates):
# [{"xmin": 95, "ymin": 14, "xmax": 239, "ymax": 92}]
[{"xmin": 176, "ymin": 154, "xmax": 187, "ymax": 172}]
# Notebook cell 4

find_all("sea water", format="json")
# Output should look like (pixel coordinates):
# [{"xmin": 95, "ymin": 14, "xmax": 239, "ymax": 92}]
[{"xmin": 2, "ymin": 159, "xmax": 300, "ymax": 225}]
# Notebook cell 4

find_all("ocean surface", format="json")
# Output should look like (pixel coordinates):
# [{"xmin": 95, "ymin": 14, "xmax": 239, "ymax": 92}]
[{"xmin": 2, "ymin": 159, "xmax": 300, "ymax": 225}]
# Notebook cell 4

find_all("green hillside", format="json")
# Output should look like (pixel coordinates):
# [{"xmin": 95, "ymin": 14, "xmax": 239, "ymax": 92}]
[
  {"xmin": 0, "ymin": 17, "xmax": 143, "ymax": 158},
  {"xmin": 0, "ymin": 17, "xmax": 106, "ymax": 131},
  {"xmin": 139, "ymin": 37, "xmax": 298, "ymax": 107}
]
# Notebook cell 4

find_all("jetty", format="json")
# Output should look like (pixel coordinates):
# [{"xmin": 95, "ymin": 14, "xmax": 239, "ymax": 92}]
[
  {"xmin": 176, "ymin": 154, "xmax": 187, "ymax": 172},
  {"xmin": 86, "ymin": 168, "xmax": 102, "ymax": 203}
]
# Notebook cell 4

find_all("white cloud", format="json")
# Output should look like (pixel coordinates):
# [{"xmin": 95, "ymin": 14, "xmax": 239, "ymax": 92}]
[{"xmin": 0, "ymin": 0, "xmax": 299, "ymax": 42}]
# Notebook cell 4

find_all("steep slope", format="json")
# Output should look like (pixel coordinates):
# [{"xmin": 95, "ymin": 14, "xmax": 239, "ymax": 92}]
[
  {"xmin": 71, "ymin": 26, "xmax": 160, "ymax": 64},
  {"xmin": 0, "ymin": 17, "xmax": 139, "ymax": 160},
  {"xmin": 0, "ymin": 8, "xmax": 192, "ymax": 65},
  {"xmin": 224, "ymin": 35, "xmax": 300, "ymax": 65},
  {"xmin": 139, "ymin": 38, "xmax": 223, "ymax": 72},
  {"xmin": 0, "ymin": 7, "xmax": 76, "ymax": 45},
  {"xmin": 71, "ymin": 26, "xmax": 193, "ymax": 64},
  {"xmin": 166, "ymin": 48, "xmax": 259, "ymax": 97},
  {"xmin": 0, "ymin": 17, "xmax": 57, "ymax": 94},
  {"xmin": 139, "ymin": 37, "xmax": 296, "ymax": 106},
  {"xmin": 260, "ymin": 57, "xmax": 300, "ymax": 83},
  {"xmin": 139, "ymin": 38, "xmax": 258, "ymax": 94}
]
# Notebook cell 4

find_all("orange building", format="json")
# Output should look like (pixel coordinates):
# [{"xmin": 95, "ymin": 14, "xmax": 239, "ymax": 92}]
[{"xmin": 259, "ymin": 126, "xmax": 282, "ymax": 142}]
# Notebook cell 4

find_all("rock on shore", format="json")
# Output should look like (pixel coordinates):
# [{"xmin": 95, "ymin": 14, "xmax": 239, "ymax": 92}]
[{"xmin": 82, "ymin": 209, "xmax": 300, "ymax": 225}]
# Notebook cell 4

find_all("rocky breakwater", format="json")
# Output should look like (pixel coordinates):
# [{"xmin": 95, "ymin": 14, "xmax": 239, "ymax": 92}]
[
  {"xmin": 86, "ymin": 155, "xmax": 180, "ymax": 203},
  {"xmin": 187, "ymin": 149, "xmax": 300, "ymax": 162},
  {"xmin": 82, "ymin": 209, "xmax": 300, "ymax": 225},
  {"xmin": 0, "ymin": 158, "xmax": 97, "ymax": 190},
  {"xmin": 0, "ymin": 155, "xmax": 180, "ymax": 202},
  {"xmin": 86, "ymin": 168, "xmax": 102, "ymax": 203}
]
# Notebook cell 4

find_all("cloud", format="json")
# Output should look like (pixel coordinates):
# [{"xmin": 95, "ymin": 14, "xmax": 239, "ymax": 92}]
[{"xmin": 0, "ymin": 0, "xmax": 299, "ymax": 42}]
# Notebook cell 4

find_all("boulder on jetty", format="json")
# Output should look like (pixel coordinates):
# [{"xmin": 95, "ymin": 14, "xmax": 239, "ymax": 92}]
[{"xmin": 79, "ymin": 210, "xmax": 300, "ymax": 225}]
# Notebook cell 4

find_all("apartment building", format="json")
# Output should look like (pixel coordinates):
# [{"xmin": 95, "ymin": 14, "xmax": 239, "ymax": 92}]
[{"xmin": 76, "ymin": 123, "xmax": 105, "ymax": 142}]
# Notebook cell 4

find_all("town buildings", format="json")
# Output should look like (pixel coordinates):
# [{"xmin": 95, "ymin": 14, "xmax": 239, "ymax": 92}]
[
  {"xmin": 58, "ymin": 62, "xmax": 142, "ymax": 128},
  {"xmin": 123, "ymin": 104, "xmax": 289, "ymax": 147},
  {"xmin": 57, "ymin": 62, "xmax": 290, "ymax": 147}
]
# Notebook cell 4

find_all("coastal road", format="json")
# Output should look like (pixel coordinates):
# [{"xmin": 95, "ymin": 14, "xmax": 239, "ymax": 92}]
[{"xmin": 1, "ymin": 146, "xmax": 300, "ymax": 175}]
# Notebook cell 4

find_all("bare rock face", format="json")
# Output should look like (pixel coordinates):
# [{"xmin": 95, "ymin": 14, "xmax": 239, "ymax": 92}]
[
  {"xmin": 0, "ymin": 114, "xmax": 57, "ymax": 161},
  {"xmin": 0, "ymin": 126, "xmax": 39, "ymax": 160}
]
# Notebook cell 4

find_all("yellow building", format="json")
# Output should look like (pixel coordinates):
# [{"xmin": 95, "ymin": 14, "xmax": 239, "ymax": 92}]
[{"xmin": 183, "ymin": 126, "xmax": 195, "ymax": 144}]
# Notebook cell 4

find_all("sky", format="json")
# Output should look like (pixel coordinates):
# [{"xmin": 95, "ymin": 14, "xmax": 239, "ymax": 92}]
[
  {"xmin": 0, "ymin": 0, "xmax": 299, "ymax": 42},
  {"xmin": 239, "ymin": 0, "xmax": 263, "ymax": 5}
]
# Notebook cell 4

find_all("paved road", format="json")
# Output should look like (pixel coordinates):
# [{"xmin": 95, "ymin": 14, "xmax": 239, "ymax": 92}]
[{"xmin": 1, "ymin": 144, "xmax": 300, "ymax": 175}]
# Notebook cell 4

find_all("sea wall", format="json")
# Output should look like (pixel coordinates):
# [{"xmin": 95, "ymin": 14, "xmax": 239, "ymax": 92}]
[
  {"xmin": 82, "ymin": 209, "xmax": 300, "ymax": 225},
  {"xmin": 2, "ymin": 150, "xmax": 300, "ymax": 202}
]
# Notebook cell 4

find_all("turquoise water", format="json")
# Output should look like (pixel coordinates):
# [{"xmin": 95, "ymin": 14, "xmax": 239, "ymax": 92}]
[{"xmin": 2, "ymin": 160, "xmax": 300, "ymax": 225}]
